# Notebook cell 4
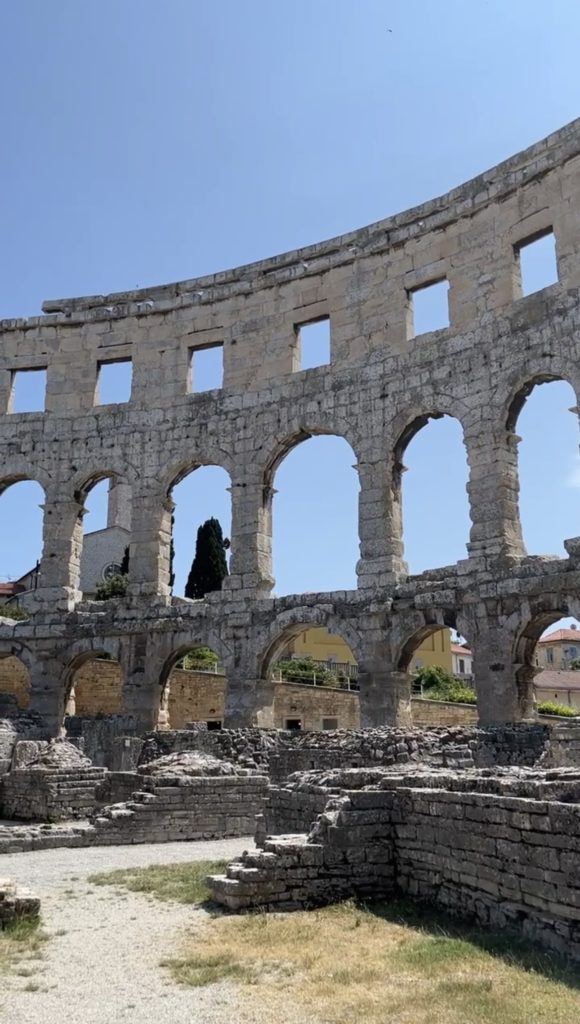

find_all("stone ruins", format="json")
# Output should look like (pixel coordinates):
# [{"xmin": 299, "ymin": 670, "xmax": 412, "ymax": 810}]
[{"xmin": 2, "ymin": 120, "xmax": 580, "ymax": 960}]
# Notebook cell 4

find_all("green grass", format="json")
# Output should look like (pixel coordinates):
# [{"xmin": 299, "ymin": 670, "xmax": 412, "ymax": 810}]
[
  {"xmin": 89, "ymin": 859, "xmax": 228, "ymax": 905},
  {"xmin": 0, "ymin": 919, "xmax": 46, "ymax": 978},
  {"xmin": 87, "ymin": 859, "xmax": 580, "ymax": 1023}
]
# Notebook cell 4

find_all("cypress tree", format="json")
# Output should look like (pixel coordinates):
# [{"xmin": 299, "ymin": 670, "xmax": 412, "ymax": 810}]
[
  {"xmin": 120, "ymin": 546, "xmax": 130, "ymax": 576},
  {"xmin": 185, "ymin": 518, "xmax": 228, "ymax": 598}
]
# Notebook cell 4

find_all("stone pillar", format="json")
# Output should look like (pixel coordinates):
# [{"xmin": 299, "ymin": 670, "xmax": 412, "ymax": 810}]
[
  {"xmin": 358, "ymin": 665, "xmax": 413, "ymax": 728},
  {"xmin": 356, "ymin": 458, "xmax": 407, "ymax": 588},
  {"xmin": 121, "ymin": 634, "xmax": 160, "ymax": 733},
  {"xmin": 127, "ymin": 490, "xmax": 172, "ymax": 599},
  {"xmin": 35, "ymin": 494, "xmax": 84, "ymax": 610},
  {"xmin": 28, "ymin": 649, "xmax": 66, "ymax": 737},
  {"xmin": 224, "ymin": 471, "xmax": 274, "ymax": 595},
  {"xmin": 465, "ymin": 428, "xmax": 525, "ymax": 564},
  {"xmin": 471, "ymin": 615, "xmax": 533, "ymax": 724}
]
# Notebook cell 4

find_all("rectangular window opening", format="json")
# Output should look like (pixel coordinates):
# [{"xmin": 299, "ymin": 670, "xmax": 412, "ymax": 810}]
[
  {"xmin": 285, "ymin": 718, "xmax": 302, "ymax": 731},
  {"xmin": 10, "ymin": 368, "xmax": 47, "ymax": 413},
  {"xmin": 96, "ymin": 359, "xmax": 133, "ymax": 405},
  {"xmin": 322, "ymin": 717, "xmax": 338, "ymax": 731},
  {"xmin": 189, "ymin": 344, "xmax": 224, "ymax": 393},
  {"xmin": 408, "ymin": 279, "xmax": 450, "ymax": 338},
  {"xmin": 295, "ymin": 317, "xmax": 331, "ymax": 370},
  {"xmin": 206, "ymin": 719, "xmax": 222, "ymax": 731},
  {"xmin": 515, "ymin": 230, "xmax": 558, "ymax": 297}
]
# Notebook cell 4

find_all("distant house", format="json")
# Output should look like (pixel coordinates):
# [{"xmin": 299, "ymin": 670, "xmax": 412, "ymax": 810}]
[
  {"xmin": 536, "ymin": 628, "xmax": 580, "ymax": 670},
  {"xmin": 534, "ymin": 670, "xmax": 580, "ymax": 709},
  {"xmin": 451, "ymin": 643, "xmax": 473, "ymax": 681}
]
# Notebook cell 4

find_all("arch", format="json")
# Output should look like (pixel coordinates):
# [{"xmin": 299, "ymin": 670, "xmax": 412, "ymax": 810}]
[
  {"xmin": 506, "ymin": 376, "xmax": 580, "ymax": 557},
  {"xmin": 267, "ymin": 431, "xmax": 360, "ymax": 595},
  {"xmin": 396, "ymin": 619, "xmax": 477, "ymax": 724},
  {"xmin": 0, "ymin": 477, "xmax": 46, "ymax": 599},
  {"xmin": 393, "ymin": 409, "xmax": 471, "ymax": 574},
  {"xmin": 263, "ymin": 421, "xmax": 363, "ymax": 492},
  {"xmin": 166, "ymin": 463, "xmax": 232, "ymax": 598},
  {"xmin": 259, "ymin": 607, "xmax": 364, "ymax": 680},
  {"xmin": 505, "ymin": 372, "xmax": 580, "ymax": 433},
  {"xmin": 70, "ymin": 471, "xmax": 133, "ymax": 600},
  {"xmin": 158, "ymin": 640, "xmax": 228, "ymax": 730},
  {"xmin": 162, "ymin": 450, "xmax": 234, "ymax": 496}
]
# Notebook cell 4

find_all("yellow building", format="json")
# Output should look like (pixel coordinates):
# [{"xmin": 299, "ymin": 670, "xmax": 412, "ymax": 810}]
[{"xmin": 285, "ymin": 626, "xmax": 453, "ymax": 674}]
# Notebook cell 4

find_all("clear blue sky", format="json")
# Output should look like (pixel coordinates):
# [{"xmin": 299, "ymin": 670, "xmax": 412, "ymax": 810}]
[{"xmin": 1, "ymin": 0, "xmax": 580, "ymax": 628}]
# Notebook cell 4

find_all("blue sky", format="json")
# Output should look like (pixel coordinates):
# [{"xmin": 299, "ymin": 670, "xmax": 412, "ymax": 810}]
[{"xmin": 1, "ymin": 0, "xmax": 580, "ymax": 629}]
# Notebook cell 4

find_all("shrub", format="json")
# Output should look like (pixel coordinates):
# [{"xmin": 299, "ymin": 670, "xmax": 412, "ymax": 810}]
[
  {"xmin": 0, "ymin": 604, "xmax": 29, "ymax": 621},
  {"xmin": 180, "ymin": 647, "xmax": 220, "ymax": 672},
  {"xmin": 537, "ymin": 701, "xmax": 579, "ymax": 718},
  {"xmin": 414, "ymin": 666, "xmax": 477, "ymax": 705},
  {"xmin": 94, "ymin": 574, "xmax": 128, "ymax": 601},
  {"xmin": 273, "ymin": 657, "xmax": 339, "ymax": 687}
]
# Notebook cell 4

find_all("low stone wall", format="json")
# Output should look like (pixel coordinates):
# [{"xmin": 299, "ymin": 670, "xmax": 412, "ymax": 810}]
[
  {"xmin": 411, "ymin": 699, "xmax": 478, "ymax": 727},
  {"xmin": 1, "ymin": 767, "xmax": 107, "ymax": 822},
  {"xmin": 210, "ymin": 768, "xmax": 580, "ymax": 960}
]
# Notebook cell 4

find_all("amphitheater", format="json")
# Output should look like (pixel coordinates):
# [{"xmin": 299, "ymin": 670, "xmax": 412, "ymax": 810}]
[{"xmin": 3, "ymin": 119, "xmax": 580, "ymax": 964}]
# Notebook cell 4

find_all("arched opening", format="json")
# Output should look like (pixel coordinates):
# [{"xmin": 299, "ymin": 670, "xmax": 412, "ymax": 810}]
[
  {"xmin": 398, "ymin": 623, "xmax": 477, "ymax": 725},
  {"xmin": 0, "ymin": 655, "xmax": 31, "ymax": 715},
  {"xmin": 396, "ymin": 415, "xmax": 470, "ymax": 574},
  {"xmin": 261, "ymin": 624, "xmax": 360, "ymax": 731},
  {"xmin": 0, "ymin": 479, "xmax": 45, "ymax": 610},
  {"xmin": 270, "ymin": 435, "xmax": 359, "ymax": 596},
  {"xmin": 76, "ymin": 476, "xmax": 132, "ymax": 599},
  {"xmin": 516, "ymin": 611, "xmax": 580, "ymax": 716},
  {"xmin": 509, "ymin": 379, "xmax": 580, "ymax": 556},
  {"xmin": 64, "ymin": 653, "xmax": 123, "ymax": 718},
  {"xmin": 158, "ymin": 645, "xmax": 226, "ymax": 730},
  {"xmin": 168, "ymin": 466, "xmax": 231, "ymax": 598}
]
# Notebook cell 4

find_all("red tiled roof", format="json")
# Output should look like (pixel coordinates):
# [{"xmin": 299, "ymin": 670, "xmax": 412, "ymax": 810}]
[
  {"xmin": 535, "ymin": 670, "xmax": 580, "ymax": 691},
  {"xmin": 538, "ymin": 629, "xmax": 580, "ymax": 644},
  {"xmin": 451, "ymin": 643, "xmax": 472, "ymax": 655}
]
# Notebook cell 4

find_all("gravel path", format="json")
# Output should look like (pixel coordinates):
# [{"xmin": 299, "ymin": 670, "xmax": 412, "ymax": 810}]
[{"xmin": 0, "ymin": 838, "xmax": 268, "ymax": 1024}]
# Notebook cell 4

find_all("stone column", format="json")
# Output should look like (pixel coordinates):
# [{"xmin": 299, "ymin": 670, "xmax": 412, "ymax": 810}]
[
  {"xmin": 126, "ymin": 490, "xmax": 172, "ymax": 599},
  {"xmin": 470, "ymin": 614, "xmax": 533, "ymax": 724},
  {"xmin": 35, "ymin": 493, "xmax": 84, "ymax": 610},
  {"xmin": 358, "ymin": 664, "xmax": 413, "ymax": 727},
  {"xmin": 28, "ymin": 648, "xmax": 67, "ymax": 737},
  {"xmin": 465, "ymin": 427, "xmax": 525, "ymax": 564},
  {"xmin": 356, "ymin": 458, "xmax": 407, "ymax": 588},
  {"xmin": 224, "ymin": 470, "xmax": 274, "ymax": 595},
  {"xmin": 121, "ymin": 634, "xmax": 161, "ymax": 733},
  {"xmin": 224, "ymin": 675, "xmax": 277, "ymax": 728}
]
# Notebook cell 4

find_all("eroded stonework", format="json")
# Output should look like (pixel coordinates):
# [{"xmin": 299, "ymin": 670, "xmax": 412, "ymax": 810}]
[{"xmin": 2, "ymin": 120, "xmax": 580, "ymax": 734}]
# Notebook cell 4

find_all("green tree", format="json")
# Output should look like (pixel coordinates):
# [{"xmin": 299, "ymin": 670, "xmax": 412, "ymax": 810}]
[
  {"xmin": 185, "ymin": 518, "xmax": 229, "ymax": 599},
  {"xmin": 569, "ymin": 658, "xmax": 580, "ymax": 671},
  {"xmin": 120, "ymin": 545, "xmax": 130, "ymax": 576}
]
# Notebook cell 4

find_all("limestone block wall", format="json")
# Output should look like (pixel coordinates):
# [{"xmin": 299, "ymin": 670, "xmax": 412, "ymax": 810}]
[
  {"xmin": 0, "ymin": 657, "xmax": 30, "ymax": 710},
  {"xmin": 1, "ymin": 767, "xmax": 107, "ymax": 821},
  {"xmin": 69, "ymin": 660, "xmax": 123, "ymax": 716},
  {"xmin": 2, "ymin": 119, "xmax": 580, "ymax": 735},
  {"xmin": 411, "ymin": 699, "xmax": 478, "ymax": 728}
]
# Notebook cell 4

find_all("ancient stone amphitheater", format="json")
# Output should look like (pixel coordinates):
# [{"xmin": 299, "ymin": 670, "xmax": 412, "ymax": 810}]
[{"xmin": 2, "ymin": 120, "xmax": 580, "ymax": 960}]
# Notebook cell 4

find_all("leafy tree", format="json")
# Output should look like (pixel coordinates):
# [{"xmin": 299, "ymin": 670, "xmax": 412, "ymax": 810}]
[
  {"xmin": 414, "ymin": 665, "xmax": 457, "ymax": 691},
  {"xmin": 185, "ymin": 518, "xmax": 228, "ymax": 599},
  {"xmin": 169, "ymin": 514, "xmax": 176, "ymax": 591},
  {"xmin": 273, "ymin": 657, "xmax": 340, "ymax": 688},
  {"xmin": 569, "ymin": 658, "xmax": 580, "ymax": 671},
  {"xmin": 414, "ymin": 665, "xmax": 477, "ymax": 705}
]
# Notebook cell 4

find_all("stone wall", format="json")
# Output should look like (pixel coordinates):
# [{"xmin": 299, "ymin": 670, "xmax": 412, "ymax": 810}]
[
  {"xmin": 1, "ymin": 767, "xmax": 107, "ymax": 822},
  {"xmin": 2, "ymin": 120, "xmax": 580, "ymax": 736},
  {"xmin": 0, "ymin": 657, "xmax": 30, "ymax": 710},
  {"xmin": 70, "ymin": 660, "xmax": 123, "ymax": 716},
  {"xmin": 210, "ymin": 769, "xmax": 580, "ymax": 959},
  {"xmin": 410, "ymin": 699, "xmax": 477, "ymax": 727}
]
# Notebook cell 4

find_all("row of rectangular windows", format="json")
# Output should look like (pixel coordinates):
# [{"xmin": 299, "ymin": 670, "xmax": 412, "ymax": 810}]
[{"xmin": 5, "ymin": 230, "xmax": 559, "ymax": 413}]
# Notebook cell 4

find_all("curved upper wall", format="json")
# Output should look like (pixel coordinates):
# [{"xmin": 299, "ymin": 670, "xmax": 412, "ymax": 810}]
[
  {"xmin": 1, "ymin": 117, "xmax": 580, "ymax": 419},
  {"xmin": 2, "ymin": 116, "xmax": 580, "ymax": 327}
]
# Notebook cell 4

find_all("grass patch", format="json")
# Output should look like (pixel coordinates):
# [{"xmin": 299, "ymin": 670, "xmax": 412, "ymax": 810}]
[
  {"xmin": 0, "ymin": 919, "xmax": 46, "ymax": 978},
  {"xmin": 89, "ymin": 859, "xmax": 228, "ymax": 905},
  {"xmin": 166, "ymin": 897, "xmax": 580, "ymax": 1024}
]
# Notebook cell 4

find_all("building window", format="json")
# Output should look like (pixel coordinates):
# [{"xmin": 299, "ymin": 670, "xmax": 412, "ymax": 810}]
[
  {"xmin": 206, "ymin": 720, "xmax": 222, "ymax": 731},
  {"xmin": 458, "ymin": 659, "xmax": 465, "ymax": 674},
  {"xmin": 546, "ymin": 648, "xmax": 554, "ymax": 664},
  {"xmin": 285, "ymin": 718, "xmax": 302, "ymax": 730},
  {"xmin": 322, "ymin": 717, "xmax": 338, "ymax": 730},
  {"xmin": 407, "ymin": 279, "xmax": 450, "ymax": 337}
]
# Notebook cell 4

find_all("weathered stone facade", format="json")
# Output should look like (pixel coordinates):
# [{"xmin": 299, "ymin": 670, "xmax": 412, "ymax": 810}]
[{"xmin": 2, "ymin": 120, "xmax": 580, "ymax": 735}]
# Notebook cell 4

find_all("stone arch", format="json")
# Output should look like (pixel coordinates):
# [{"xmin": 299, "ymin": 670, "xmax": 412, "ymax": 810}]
[
  {"xmin": 0, "ymin": 639, "xmax": 33, "ymax": 714},
  {"xmin": 263, "ymin": 427, "xmax": 361, "ymax": 595},
  {"xmin": 512, "ymin": 596, "xmax": 580, "ymax": 713},
  {"xmin": 503, "ymin": 373, "xmax": 580, "ymax": 557},
  {"xmin": 392, "ymin": 404, "xmax": 471, "ymax": 573},
  {"xmin": 157, "ymin": 634, "xmax": 230, "ymax": 730},
  {"xmin": 262, "ymin": 419, "xmax": 363, "ymax": 492},
  {"xmin": 69, "ymin": 467, "xmax": 134, "ymax": 599},
  {"xmin": 0, "ymin": 473, "xmax": 47, "ymax": 598},
  {"xmin": 259, "ymin": 606, "xmax": 364, "ymax": 680},
  {"xmin": 63, "ymin": 639, "xmax": 125, "ymax": 719}
]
